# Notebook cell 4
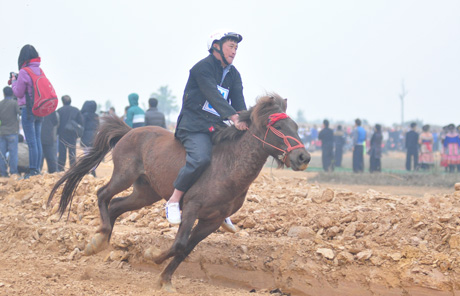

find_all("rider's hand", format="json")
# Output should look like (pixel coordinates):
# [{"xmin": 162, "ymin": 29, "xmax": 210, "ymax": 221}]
[{"xmin": 230, "ymin": 114, "xmax": 248, "ymax": 131}]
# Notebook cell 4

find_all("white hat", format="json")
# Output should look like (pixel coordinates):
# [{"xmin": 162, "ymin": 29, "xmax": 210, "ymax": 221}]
[{"xmin": 207, "ymin": 30, "xmax": 243, "ymax": 52}]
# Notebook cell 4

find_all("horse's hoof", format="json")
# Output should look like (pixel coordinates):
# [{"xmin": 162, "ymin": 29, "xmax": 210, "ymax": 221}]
[
  {"xmin": 162, "ymin": 282, "xmax": 177, "ymax": 293},
  {"xmin": 155, "ymin": 276, "xmax": 176, "ymax": 293},
  {"xmin": 84, "ymin": 233, "xmax": 109, "ymax": 256},
  {"xmin": 144, "ymin": 247, "xmax": 164, "ymax": 264}
]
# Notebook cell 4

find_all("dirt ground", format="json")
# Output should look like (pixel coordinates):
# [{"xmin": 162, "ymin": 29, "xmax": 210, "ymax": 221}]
[{"xmin": 1, "ymin": 159, "xmax": 460, "ymax": 296}]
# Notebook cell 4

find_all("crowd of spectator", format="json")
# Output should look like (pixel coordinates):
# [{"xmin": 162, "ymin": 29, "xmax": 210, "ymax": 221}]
[
  {"xmin": 298, "ymin": 119, "xmax": 460, "ymax": 173},
  {"xmin": 0, "ymin": 91, "xmax": 166, "ymax": 179}
]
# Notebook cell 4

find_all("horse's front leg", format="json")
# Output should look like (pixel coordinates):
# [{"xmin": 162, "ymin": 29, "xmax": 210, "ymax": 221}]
[
  {"xmin": 148, "ymin": 208, "xmax": 197, "ymax": 265},
  {"xmin": 155, "ymin": 217, "xmax": 222, "ymax": 292}
]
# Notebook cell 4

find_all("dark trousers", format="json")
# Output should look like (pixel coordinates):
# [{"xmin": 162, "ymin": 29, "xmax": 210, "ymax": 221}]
[
  {"xmin": 21, "ymin": 108, "xmax": 43, "ymax": 171},
  {"xmin": 406, "ymin": 149, "xmax": 419, "ymax": 171},
  {"xmin": 321, "ymin": 147, "xmax": 334, "ymax": 172},
  {"xmin": 58, "ymin": 136, "xmax": 77, "ymax": 171},
  {"xmin": 334, "ymin": 146, "xmax": 343, "ymax": 167},
  {"xmin": 353, "ymin": 145, "xmax": 364, "ymax": 173},
  {"xmin": 370, "ymin": 156, "xmax": 381, "ymax": 173},
  {"xmin": 41, "ymin": 143, "xmax": 57, "ymax": 173},
  {"xmin": 173, "ymin": 130, "xmax": 212, "ymax": 192}
]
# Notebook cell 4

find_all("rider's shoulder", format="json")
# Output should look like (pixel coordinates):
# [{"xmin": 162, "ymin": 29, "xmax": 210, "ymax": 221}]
[{"xmin": 191, "ymin": 55, "xmax": 219, "ymax": 73}]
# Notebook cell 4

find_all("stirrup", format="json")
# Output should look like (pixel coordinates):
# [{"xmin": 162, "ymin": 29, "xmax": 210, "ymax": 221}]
[{"xmin": 221, "ymin": 217, "xmax": 237, "ymax": 233}]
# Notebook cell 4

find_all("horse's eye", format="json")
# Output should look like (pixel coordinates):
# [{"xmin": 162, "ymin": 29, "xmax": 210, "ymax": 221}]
[{"xmin": 273, "ymin": 124, "xmax": 281, "ymax": 129}]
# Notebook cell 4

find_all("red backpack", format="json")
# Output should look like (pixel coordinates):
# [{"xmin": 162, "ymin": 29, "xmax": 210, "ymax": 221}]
[{"xmin": 23, "ymin": 67, "xmax": 58, "ymax": 117}]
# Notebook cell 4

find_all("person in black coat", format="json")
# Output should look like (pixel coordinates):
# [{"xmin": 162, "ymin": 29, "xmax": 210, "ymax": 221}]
[
  {"xmin": 81, "ymin": 100, "xmax": 99, "ymax": 176},
  {"xmin": 145, "ymin": 97, "xmax": 166, "ymax": 128},
  {"xmin": 318, "ymin": 119, "xmax": 334, "ymax": 172},
  {"xmin": 57, "ymin": 95, "xmax": 83, "ymax": 171},
  {"xmin": 405, "ymin": 122, "xmax": 419, "ymax": 171},
  {"xmin": 369, "ymin": 124, "xmax": 383, "ymax": 173},
  {"xmin": 40, "ymin": 112, "xmax": 59, "ymax": 173},
  {"xmin": 81, "ymin": 100, "xmax": 99, "ymax": 148},
  {"xmin": 165, "ymin": 31, "xmax": 247, "ymax": 230}
]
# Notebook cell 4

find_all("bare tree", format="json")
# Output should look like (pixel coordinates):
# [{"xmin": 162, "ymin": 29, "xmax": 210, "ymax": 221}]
[
  {"xmin": 296, "ymin": 109, "xmax": 307, "ymax": 123},
  {"xmin": 150, "ymin": 85, "xmax": 179, "ymax": 123}
]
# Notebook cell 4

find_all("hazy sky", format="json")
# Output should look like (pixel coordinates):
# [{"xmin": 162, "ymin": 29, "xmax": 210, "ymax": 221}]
[{"xmin": 1, "ymin": 0, "xmax": 459, "ymax": 126}]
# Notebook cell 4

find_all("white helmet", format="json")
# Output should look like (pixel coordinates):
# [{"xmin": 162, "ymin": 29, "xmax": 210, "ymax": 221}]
[{"xmin": 207, "ymin": 30, "xmax": 243, "ymax": 52}]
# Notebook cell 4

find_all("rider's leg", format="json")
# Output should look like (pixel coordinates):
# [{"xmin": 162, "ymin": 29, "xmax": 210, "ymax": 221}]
[{"xmin": 166, "ymin": 130, "xmax": 212, "ymax": 224}]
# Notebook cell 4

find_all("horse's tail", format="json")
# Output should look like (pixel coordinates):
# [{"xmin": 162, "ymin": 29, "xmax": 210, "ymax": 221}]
[{"xmin": 47, "ymin": 115, "xmax": 132, "ymax": 218}]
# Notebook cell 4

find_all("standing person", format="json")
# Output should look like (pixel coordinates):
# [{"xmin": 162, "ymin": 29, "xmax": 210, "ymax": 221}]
[
  {"xmin": 81, "ymin": 100, "xmax": 99, "ymax": 176},
  {"xmin": 57, "ymin": 95, "xmax": 83, "ymax": 171},
  {"xmin": 405, "ymin": 122, "xmax": 419, "ymax": 171},
  {"xmin": 443, "ymin": 124, "xmax": 460, "ymax": 173},
  {"xmin": 165, "ymin": 30, "xmax": 248, "ymax": 232},
  {"xmin": 352, "ymin": 118, "xmax": 366, "ymax": 173},
  {"xmin": 0, "ymin": 86, "xmax": 20, "ymax": 177},
  {"xmin": 369, "ymin": 124, "xmax": 383, "ymax": 173},
  {"xmin": 333, "ymin": 125, "xmax": 345, "ymax": 167},
  {"xmin": 418, "ymin": 124, "xmax": 434, "ymax": 170},
  {"xmin": 145, "ymin": 97, "xmax": 166, "ymax": 128},
  {"xmin": 40, "ymin": 112, "xmax": 59, "ymax": 173},
  {"xmin": 10, "ymin": 44, "xmax": 44, "ymax": 178},
  {"xmin": 125, "ymin": 93, "xmax": 145, "ymax": 128},
  {"xmin": 318, "ymin": 119, "xmax": 334, "ymax": 172}
]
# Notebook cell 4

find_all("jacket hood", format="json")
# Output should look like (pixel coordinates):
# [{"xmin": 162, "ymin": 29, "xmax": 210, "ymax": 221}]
[
  {"xmin": 81, "ymin": 100, "xmax": 97, "ymax": 114},
  {"xmin": 128, "ymin": 93, "xmax": 139, "ymax": 106},
  {"xmin": 22, "ymin": 61, "xmax": 41, "ymax": 70}
]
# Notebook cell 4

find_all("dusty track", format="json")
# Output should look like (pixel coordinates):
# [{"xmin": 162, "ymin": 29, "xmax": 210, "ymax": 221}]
[{"xmin": 0, "ymin": 165, "xmax": 459, "ymax": 296}]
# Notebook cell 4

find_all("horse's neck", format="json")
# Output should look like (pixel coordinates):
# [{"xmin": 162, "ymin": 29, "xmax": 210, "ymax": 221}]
[{"xmin": 227, "ymin": 130, "xmax": 269, "ymax": 183}]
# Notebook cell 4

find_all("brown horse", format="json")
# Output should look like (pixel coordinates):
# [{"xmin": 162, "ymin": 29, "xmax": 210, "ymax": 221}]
[{"xmin": 48, "ymin": 93, "xmax": 310, "ymax": 292}]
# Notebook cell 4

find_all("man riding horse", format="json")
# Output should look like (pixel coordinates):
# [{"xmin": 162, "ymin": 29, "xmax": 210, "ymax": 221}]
[
  {"xmin": 47, "ymin": 30, "xmax": 311, "ymax": 292},
  {"xmin": 165, "ymin": 30, "xmax": 248, "ymax": 230}
]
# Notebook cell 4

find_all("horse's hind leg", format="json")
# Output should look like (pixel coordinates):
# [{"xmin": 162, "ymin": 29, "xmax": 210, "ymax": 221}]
[
  {"xmin": 156, "ymin": 218, "xmax": 221, "ymax": 292},
  {"xmin": 84, "ymin": 171, "xmax": 138, "ymax": 255},
  {"xmin": 108, "ymin": 175, "xmax": 161, "ymax": 230}
]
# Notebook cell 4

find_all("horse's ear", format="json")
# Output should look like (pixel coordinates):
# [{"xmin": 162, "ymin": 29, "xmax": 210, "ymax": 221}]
[{"xmin": 283, "ymin": 98, "xmax": 288, "ymax": 112}]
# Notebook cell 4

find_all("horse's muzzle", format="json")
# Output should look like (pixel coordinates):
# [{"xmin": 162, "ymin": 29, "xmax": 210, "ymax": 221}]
[{"xmin": 288, "ymin": 149, "xmax": 311, "ymax": 171}]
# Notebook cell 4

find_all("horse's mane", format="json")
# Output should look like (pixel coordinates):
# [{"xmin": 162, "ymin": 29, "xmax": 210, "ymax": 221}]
[{"xmin": 212, "ymin": 93, "xmax": 287, "ymax": 145}]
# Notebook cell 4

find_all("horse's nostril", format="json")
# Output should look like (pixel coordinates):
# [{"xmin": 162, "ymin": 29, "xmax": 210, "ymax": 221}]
[{"xmin": 299, "ymin": 153, "xmax": 311, "ymax": 164}]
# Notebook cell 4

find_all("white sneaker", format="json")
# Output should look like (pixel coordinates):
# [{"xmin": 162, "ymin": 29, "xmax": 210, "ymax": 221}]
[
  {"xmin": 165, "ymin": 202, "xmax": 181, "ymax": 225},
  {"xmin": 221, "ymin": 217, "xmax": 237, "ymax": 233}
]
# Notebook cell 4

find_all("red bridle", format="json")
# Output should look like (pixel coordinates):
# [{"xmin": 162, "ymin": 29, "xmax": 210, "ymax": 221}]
[{"xmin": 252, "ymin": 113, "xmax": 305, "ymax": 162}]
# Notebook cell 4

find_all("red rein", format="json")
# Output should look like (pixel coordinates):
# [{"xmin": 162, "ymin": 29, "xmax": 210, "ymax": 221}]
[{"xmin": 252, "ymin": 113, "xmax": 305, "ymax": 163}]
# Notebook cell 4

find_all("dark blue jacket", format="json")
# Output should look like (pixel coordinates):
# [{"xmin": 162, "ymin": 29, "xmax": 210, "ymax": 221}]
[
  {"xmin": 176, "ymin": 54, "xmax": 246, "ymax": 133},
  {"xmin": 81, "ymin": 100, "xmax": 99, "ymax": 147}
]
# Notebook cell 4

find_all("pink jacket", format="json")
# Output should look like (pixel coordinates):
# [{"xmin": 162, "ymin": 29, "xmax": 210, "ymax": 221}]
[{"xmin": 12, "ymin": 61, "xmax": 41, "ymax": 106}]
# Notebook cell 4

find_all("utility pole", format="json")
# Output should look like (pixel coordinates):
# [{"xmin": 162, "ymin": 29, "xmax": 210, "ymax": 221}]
[{"xmin": 399, "ymin": 80, "xmax": 408, "ymax": 127}]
